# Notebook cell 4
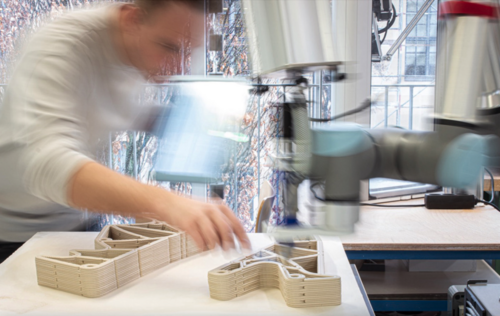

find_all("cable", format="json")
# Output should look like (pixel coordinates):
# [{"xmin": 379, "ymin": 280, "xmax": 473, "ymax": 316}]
[
  {"xmin": 379, "ymin": 15, "xmax": 392, "ymax": 45},
  {"xmin": 360, "ymin": 203, "xmax": 425, "ymax": 208},
  {"xmin": 485, "ymin": 168, "xmax": 495, "ymax": 203},
  {"xmin": 309, "ymin": 98, "xmax": 372, "ymax": 122},
  {"xmin": 476, "ymin": 199, "xmax": 500, "ymax": 212},
  {"xmin": 376, "ymin": 3, "xmax": 397, "ymax": 45},
  {"xmin": 380, "ymin": 29, "xmax": 388, "ymax": 45}
]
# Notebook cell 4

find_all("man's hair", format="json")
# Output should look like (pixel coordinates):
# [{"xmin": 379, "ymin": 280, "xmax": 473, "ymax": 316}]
[{"xmin": 135, "ymin": 0, "xmax": 205, "ymax": 12}]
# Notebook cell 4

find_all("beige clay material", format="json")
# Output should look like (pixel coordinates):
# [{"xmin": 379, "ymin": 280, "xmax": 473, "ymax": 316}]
[
  {"xmin": 36, "ymin": 222, "xmax": 341, "ymax": 308},
  {"xmin": 208, "ymin": 240, "xmax": 341, "ymax": 308},
  {"xmin": 35, "ymin": 220, "xmax": 202, "ymax": 298}
]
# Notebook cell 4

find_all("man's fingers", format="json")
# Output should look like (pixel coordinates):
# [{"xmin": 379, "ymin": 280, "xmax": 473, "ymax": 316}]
[
  {"xmin": 196, "ymin": 214, "xmax": 221, "ymax": 250},
  {"xmin": 208, "ymin": 210, "xmax": 235, "ymax": 251},
  {"xmin": 219, "ymin": 205, "xmax": 251, "ymax": 249}
]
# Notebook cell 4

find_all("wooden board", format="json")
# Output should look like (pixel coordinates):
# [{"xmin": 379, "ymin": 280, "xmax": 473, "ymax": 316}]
[
  {"xmin": 341, "ymin": 199, "xmax": 500, "ymax": 251},
  {"xmin": 0, "ymin": 232, "xmax": 371, "ymax": 315}
]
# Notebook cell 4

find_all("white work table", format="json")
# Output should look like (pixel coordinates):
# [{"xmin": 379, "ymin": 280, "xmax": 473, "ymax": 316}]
[{"xmin": 0, "ymin": 232, "xmax": 371, "ymax": 316}]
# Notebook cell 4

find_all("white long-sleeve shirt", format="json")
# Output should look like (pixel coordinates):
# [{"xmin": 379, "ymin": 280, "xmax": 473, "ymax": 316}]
[{"xmin": 0, "ymin": 5, "xmax": 148, "ymax": 242}]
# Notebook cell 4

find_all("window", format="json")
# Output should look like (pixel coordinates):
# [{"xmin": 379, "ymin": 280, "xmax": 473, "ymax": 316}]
[{"xmin": 404, "ymin": 1, "xmax": 437, "ymax": 81}]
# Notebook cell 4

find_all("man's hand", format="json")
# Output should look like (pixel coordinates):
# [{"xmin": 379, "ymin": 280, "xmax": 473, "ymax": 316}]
[
  {"xmin": 69, "ymin": 162, "xmax": 251, "ymax": 252},
  {"xmin": 158, "ymin": 195, "xmax": 251, "ymax": 251}
]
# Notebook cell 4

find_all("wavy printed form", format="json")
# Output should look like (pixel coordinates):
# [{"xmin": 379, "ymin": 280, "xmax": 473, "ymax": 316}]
[
  {"xmin": 36, "ymin": 222, "xmax": 341, "ymax": 308},
  {"xmin": 208, "ymin": 241, "xmax": 341, "ymax": 308},
  {"xmin": 35, "ymin": 220, "xmax": 202, "ymax": 298}
]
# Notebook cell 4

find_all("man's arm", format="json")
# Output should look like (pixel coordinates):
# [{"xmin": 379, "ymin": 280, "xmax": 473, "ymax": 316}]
[
  {"xmin": 69, "ymin": 162, "xmax": 250, "ymax": 251},
  {"xmin": 18, "ymin": 51, "xmax": 248, "ymax": 252}
]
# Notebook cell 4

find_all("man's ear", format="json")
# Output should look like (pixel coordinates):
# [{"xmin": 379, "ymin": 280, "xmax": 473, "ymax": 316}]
[{"xmin": 120, "ymin": 4, "xmax": 145, "ymax": 34}]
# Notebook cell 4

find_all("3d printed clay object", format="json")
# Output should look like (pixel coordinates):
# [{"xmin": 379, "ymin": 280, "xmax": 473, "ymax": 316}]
[
  {"xmin": 208, "ymin": 240, "xmax": 341, "ymax": 308},
  {"xmin": 35, "ymin": 220, "xmax": 202, "ymax": 298}
]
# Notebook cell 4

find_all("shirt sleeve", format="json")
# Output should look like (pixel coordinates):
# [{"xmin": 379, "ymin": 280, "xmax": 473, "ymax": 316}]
[{"xmin": 19, "ymin": 53, "xmax": 94, "ymax": 207}]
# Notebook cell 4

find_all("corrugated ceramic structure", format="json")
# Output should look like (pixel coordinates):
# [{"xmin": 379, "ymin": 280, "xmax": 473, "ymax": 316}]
[
  {"xmin": 36, "ymin": 222, "xmax": 341, "ymax": 308},
  {"xmin": 35, "ymin": 220, "xmax": 202, "ymax": 298},
  {"xmin": 208, "ymin": 240, "xmax": 341, "ymax": 308}
]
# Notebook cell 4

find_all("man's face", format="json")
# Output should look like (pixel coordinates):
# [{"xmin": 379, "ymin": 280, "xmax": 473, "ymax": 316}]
[{"xmin": 128, "ymin": 3, "xmax": 204, "ymax": 76}]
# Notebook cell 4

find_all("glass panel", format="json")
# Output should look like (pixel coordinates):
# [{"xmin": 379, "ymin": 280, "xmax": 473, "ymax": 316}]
[
  {"xmin": 411, "ymin": 86, "xmax": 435, "ymax": 131},
  {"xmin": 428, "ymin": 65, "xmax": 436, "ymax": 76},
  {"xmin": 407, "ymin": 14, "xmax": 418, "ymax": 36},
  {"xmin": 416, "ymin": 46, "xmax": 427, "ymax": 54},
  {"xmin": 406, "ymin": 51, "xmax": 416, "ymax": 64},
  {"xmin": 417, "ymin": 23, "xmax": 427, "ymax": 37},
  {"xmin": 430, "ymin": 14, "xmax": 437, "ymax": 25},
  {"xmin": 416, "ymin": 65, "xmax": 426, "ymax": 76},
  {"xmin": 407, "ymin": 1, "xmax": 417, "ymax": 12},
  {"xmin": 386, "ymin": 88, "xmax": 399, "ymax": 127},
  {"xmin": 430, "ymin": 26, "xmax": 437, "ymax": 38},
  {"xmin": 405, "ymin": 54, "xmax": 416, "ymax": 76},
  {"xmin": 429, "ymin": 52, "xmax": 436, "ymax": 65},
  {"xmin": 417, "ymin": 53, "xmax": 427, "ymax": 66}
]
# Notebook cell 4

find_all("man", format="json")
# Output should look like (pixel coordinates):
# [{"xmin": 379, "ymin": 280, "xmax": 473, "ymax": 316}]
[{"xmin": 0, "ymin": 0, "xmax": 250, "ymax": 263}]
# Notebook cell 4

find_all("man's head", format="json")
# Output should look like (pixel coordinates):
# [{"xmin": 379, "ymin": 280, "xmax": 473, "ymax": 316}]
[{"xmin": 117, "ymin": 0, "xmax": 205, "ymax": 76}]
